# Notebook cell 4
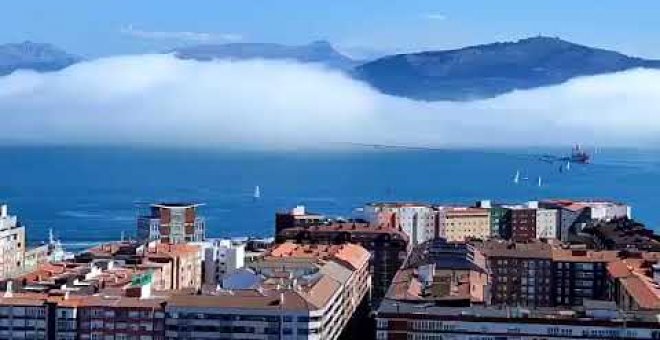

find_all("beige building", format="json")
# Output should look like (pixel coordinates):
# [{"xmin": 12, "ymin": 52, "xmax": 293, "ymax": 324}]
[
  {"xmin": 437, "ymin": 207, "xmax": 490, "ymax": 242},
  {"xmin": 0, "ymin": 204, "xmax": 26, "ymax": 278}
]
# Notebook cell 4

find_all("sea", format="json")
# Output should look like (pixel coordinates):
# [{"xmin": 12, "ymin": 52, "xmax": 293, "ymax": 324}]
[{"xmin": 0, "ymin": 146, "xmax": 658, "ymax": 251}]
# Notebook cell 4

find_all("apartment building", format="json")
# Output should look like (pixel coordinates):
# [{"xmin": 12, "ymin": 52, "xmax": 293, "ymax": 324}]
[
  {"xmin": 200, "ymin": 238, "xmax": 245, "ymax": 286},
  {"xmin": 437, "ymin": 206, "xmax": 490, "ymax": 242},
  {"xmin": 275, "ymin": 205, "xmax": 325, "ymax": 235},
  {"xmin": 389, "ymin": 239, "xmax": 489, "ymax": 305},
  {"xmin": 54, "ymin": 295, "xmax": 167, "ymax": 340},
  {"xmin": 165, "ymin": 242, "xmax": 371, "ymax": 340},
  {"xmin": 137, "ymin": 203, "xmax": 205, "ymax": 244},
  {"xmin": 364, "ymin": 203, "xmax": 436, "ymax": 245},
  {"xmin": 536, "ymin": 207, "xmax": 559, "ymax": 239},
  {"xmin": 0, "ymin": 292, "xmax": 48, "ymax": 339},
  {"xmin": 79, "ymin": 241, "xmax": 202, "ymax": 292},
  {"xmin": 502, "ymin": 205, "xmax": 537, "ymax": 242},
  {"xmin": 376, "ymin": 301, "xmax": 660, "ymax": 340},
  {"xmin": 607, "ymin": 253, "xmax": 660, "ymax": 311},
  {"xmin": 479, "ymin": 240, "xmax": 554, "ymax": 307},
  {"xmin": 0, "ymin": 204, "xmax": 26, "ymax": 278},
  {"xmin": 552, "ymin": 248, "xmax": 618, "ymax": 306},
  {"xmin": 276, "ymin": 221, "xmax": 410, "ymax": 306}
]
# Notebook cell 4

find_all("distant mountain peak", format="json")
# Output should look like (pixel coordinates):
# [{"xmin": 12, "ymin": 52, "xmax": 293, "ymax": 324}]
[
  {"xmin": 0, "ymin": 41, "xmax": 80, "ymax": 76},
  {"xmin": 173, "ymin": 41, "xmax": 358, "ymax": 70},
  {"xmin": 355, "ymin": 36, "xmax": 660, "ymax": 101}
]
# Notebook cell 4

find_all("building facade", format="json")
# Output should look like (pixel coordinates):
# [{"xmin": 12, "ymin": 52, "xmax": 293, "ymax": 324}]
[
  {"xmin": 137, "ymin": 203, "xmax": 205, "ymax": 244},
  {"xmin": 275, "ymin": 222, "xmax": 409, "ymax": 307},
  {"xmin": 536, "ymin": 208, "xmax": 559, "ymax": 239},
  {"xmin": 275, "ymin": 206, "xmax": 325, "ymax": 235},
  {"xmin": 0, "ymin": 204, "xmax": 26, "ymax": 278},
  {"xmin": 201, "ymin": 239, "xmax": 245, "ymax": 286},
  {"xmin": 504, "ymin": 206, "xmax": 537, "ymax": 242},
  {"xmin": 165, "ymin": 242, "xmax": 371, "ymax": 340},
  {"xmin": 376, "ymin": 303, "xmax": 660, "ymax": 340},
  {"xmin": 364, "ymin": 203, "xmax": 436, "ymax": 245},
  {"xmin": 437, "ymin": 207, "xmax": 490, "ymax": 242}
]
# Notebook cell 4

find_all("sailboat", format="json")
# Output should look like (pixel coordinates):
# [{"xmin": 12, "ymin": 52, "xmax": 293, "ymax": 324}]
[
  {"xmin": 513, "ymin": 170, "xmax": 520, "ymax": 184},
  {"xmin": 253, "ymin": 185, "xmax": 261, "ymax": 200},
  {"xmin": 566, "ymin": 161, "xmax": 571, "ymax": 171},
  {"xmin": 537, "ymin": 176, "xmax": 543, "ymax": 187}
]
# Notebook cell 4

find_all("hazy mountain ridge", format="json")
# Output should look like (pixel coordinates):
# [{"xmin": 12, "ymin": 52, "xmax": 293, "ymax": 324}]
[
  {"xmin": 354, "ymin": 36, "xmax": 660, "ymax": 101},
  {"xmin": 3, "ymin": 37, "xmax": 660, "ymax": 101},
  {"xmin": 0, "ymin": 41, "xmax": 81, "ymax": 76},
  {"xmin": 173, "ymin": 40, "xmax": 359, "ymax": 70}
]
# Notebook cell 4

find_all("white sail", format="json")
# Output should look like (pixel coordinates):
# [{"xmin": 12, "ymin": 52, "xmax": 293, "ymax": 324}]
[
  {"xmin": 513, "ymin": 170, "xmax": 520, "ymax": 184},
  {"xmin": 566, "ymin": 161, "xmax": 571, "ymax": 171},
  {"xmin": 254, "ymin": 185, "xmax": 261, "ymax": 199},
  {"xmin": 538, "ymin": 176, "xmax": 543, "ymax": 187}
]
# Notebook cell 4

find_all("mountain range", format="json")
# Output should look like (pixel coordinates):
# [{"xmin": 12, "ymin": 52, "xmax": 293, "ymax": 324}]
[
  {"xmin": 354, "ymin": 36, "xmax": 660, "ymax": 101},
  {"xmin": 2, "ymin": 37, "xmax": 660, "ymax": 101},
  {"xmin": 0, "ymin": 41, "xmax": 80, "ymax": 76},
  {"xmin": 173, "ymin": 40, "xmax": 359, "ymax": 70}
]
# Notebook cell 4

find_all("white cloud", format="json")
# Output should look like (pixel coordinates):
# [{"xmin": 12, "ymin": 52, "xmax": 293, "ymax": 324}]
[
  {"xmin": 0, "ymin": 54, "xmax": 659, "ymax": 149},
  {"xmin": 423, "ymin": 13, "xmax": 448, "ymax": 21},
  {"xmin": 120, "ymin": 25, "xmax": 242, "ymax": 43}
]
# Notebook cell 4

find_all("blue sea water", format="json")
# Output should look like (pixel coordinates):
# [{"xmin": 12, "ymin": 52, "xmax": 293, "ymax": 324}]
[{"xmin": 0, "ymin": 146, "xmax": 658, "ymax": 249}]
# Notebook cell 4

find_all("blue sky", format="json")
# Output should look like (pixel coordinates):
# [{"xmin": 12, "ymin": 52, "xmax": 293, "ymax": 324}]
[{"xmin": 2, "ymin": 0, "xmax": 660, "ymax": 59}]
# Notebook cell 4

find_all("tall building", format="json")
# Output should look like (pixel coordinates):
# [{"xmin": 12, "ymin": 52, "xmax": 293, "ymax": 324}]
[
  {"xmin": 276, "ymin": 221, "xmax": 410, "ymax": 307},
  {"xmin": 476, "ymin": 200, "xmax": 508, "ymax": 239},
  {"xmin": 552, "ymin": 248, "xmax": 618, "ymax": 306},
  {"xmin": 137, "ymin": 203, "xmax": 205, "ymax": 244},
  {"xmin": 478, "ymin": 240, "xmax": 554, "ymax": 307},
  {"xmin": 200, "ymin": 238, "xmax": 246, "ymax": 286},
  {"xmin": 363, "ymin": 203, "xmax": 436, "ymax": 245},
  {"xmin": 437, "ymin": 206, "xmax": 490, "ymax": 242},
  {"xmin": 536, "ymin": 207, "xmax": 559, "ymax": 239},
  {"xmin": 502, "ymin": 205, "xmax": 537, "ymax": 242},
  {"xmin": 0, "ymin": 204, "xmax": 26, "ymax": 278},
  {"xmin": 165, "ymin": 242, "xmax": 371, "ymax": 340}
]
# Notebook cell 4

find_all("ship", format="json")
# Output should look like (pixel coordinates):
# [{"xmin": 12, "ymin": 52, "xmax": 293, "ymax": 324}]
[{"xmin": 540, "ymin": 144, "xmax": 590, "ymax": 165}]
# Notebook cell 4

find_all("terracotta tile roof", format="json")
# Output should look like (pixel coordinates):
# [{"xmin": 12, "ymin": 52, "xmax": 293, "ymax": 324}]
[
  {"xmin": 167, "ymin": 290, "xmax": 312, "ymax": 311},
  {"xmin": 299, "ymin": 275, "xmax": 340, "ymax": 309},
  {"xmin": 267, "ymin": 242, "xmax": 369, "ymax": 271},
  {"xmin": 479, "ymin": 240, "xmax": 553, "ymax": 259},
  {"xmin": 552, "ymin": 249, "xmax": 620, "ymax": 263},
  {"xmin": 607, "ymin": 260, "xmax": 632, "ymax": 278},
  {"xmin": 0, "ymin": 293, "xmax": 48, "ymax": 306},
  {"xmin": 620, "ymin": 274, "xmax": 660, "ymax": 310}
]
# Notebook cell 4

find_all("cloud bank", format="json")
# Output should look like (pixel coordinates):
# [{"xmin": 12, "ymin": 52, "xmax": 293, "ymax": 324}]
[{"xmin": 0, "ymin": 54, "xmax": 659, "ymax": 149}]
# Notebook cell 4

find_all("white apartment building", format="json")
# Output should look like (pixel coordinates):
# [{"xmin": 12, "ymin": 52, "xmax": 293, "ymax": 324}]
[
  {"xmin": 583, "ymin": 201, "xmax": 631, "ymax": 221},
  {"xmin": 200, "ymin": 238, "xmax": 246, "ymax": 285},
  {"xmin": 0, "ymin": 204, "xmax": 26, "ymax": 278},
  {"xmin": 364, "ymin": 203, "xmax": 436, "ymax": 245},
  {"xmin": 536, "ymin": 208, "xmax": 559, "ymax": 239}
]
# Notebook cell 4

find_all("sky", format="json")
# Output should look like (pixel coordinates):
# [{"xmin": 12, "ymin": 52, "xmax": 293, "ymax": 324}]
[{"xmin": 2, "ymin": 0, "xmax": 660, "ymax": 59}]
